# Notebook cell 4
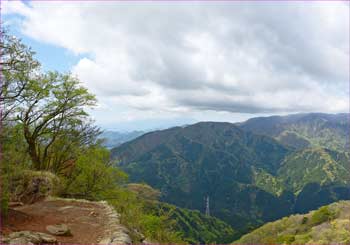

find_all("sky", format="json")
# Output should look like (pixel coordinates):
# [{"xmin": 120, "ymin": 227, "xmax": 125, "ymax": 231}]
[{"xmin": 2, "ymin": 1, "xmax": 349, "ymax": 131}]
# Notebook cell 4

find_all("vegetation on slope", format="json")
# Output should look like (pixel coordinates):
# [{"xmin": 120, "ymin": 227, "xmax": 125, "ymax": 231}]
[
  {"xmin": 111, "ymin": 122, "xmax": 295, "ymax": 231},
  {"xmin": 278, "ymin": 148, "xmax": 350, "ymax": 194},
  {"xmin": 146, "ymin": 202, "xmax": 238, "ymax": 244},
  {"xmin": 111, "ymin": 121, "xmax": 350, "ymax": 234},
  {"xmin": 234, "ymin": 201, "xmax": 350, "ymax": 244},
  {"xmin": 239, "ymin": 113, "xmax": 349, "ymax": 152}
]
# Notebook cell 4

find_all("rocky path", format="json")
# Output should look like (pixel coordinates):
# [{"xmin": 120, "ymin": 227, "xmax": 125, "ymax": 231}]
[{"xmin": 1, "ymin": 198, "xmax": 132, "ymax": 244}]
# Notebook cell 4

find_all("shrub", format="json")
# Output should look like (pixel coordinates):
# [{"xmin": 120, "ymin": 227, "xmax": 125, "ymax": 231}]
[
  {"xmin": 277, "ymin": 234, "xmax": 295, "ymax": 244},
  {"xmin": 310, "ymin": 206, "xmax": 336, "ymax": 225},
  {"xmin": 302, "ymin": 216, "xmax": 308, "ymax": 224}
]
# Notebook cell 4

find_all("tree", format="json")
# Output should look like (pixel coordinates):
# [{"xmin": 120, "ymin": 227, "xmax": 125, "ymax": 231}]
[
  {"xmin": 15, "ymin": 71, "xmax": 99, "ymax": 173},
  {"xmin": 61, "ymin": 146, "xmax": 128, "ymax": 200},
  {"xmin": 0, "ymin": 29, "xmax": 40, "ymax": 121}
]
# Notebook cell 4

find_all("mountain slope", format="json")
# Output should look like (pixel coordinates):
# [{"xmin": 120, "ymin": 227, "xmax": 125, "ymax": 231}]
[
  {"xmin": 278, "ymin": 148, "xmax": 350, "ymax": 194},
  {"xmin": 239, "ymin": 113, "xmax": 349, "ymax": 151},
  {"xmin": 234, "ymin": 201, "xmax": 350, "ymax": 244},
  {"xmin": 145, "ymin": 202, "xmax": 238, "ymax": 244},
  {"xmin": 112, "ymin": 122, "xmax": 293, "ymax": 231},
  {"xmin": 111, "ymin": 116, "xmax": 350, "ymax": 235}
]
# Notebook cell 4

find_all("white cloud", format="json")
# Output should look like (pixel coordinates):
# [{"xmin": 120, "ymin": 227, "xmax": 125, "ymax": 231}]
[{"xmin": 3, "ymin": 1, "xmax": 349, "ymax": 128}]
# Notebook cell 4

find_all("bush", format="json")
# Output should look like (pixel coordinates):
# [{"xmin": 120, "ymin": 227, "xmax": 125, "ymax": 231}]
[
  {"xmin": 302, "ymin": 216, "xmax": 308, "ymax": 224},
  {"xmin": 0, "ymin": 174, "xmax": 10, "ymax": 215},
  {"xmin": 276, "ymin": 234, "xmax": 295, "ymax": 244},
  {"xmin": 127, "ymin": 183, "xmax": 160, "ymax": 201},
  {"xmin": 60, "ymin": 146, "xmax": 127, "ymax": 200},
  {"xmin": 310, "ymin": 206, "xmax": 336, "ymax": 225},
  {"xmin": 109, "ymin": 188, "xmax": 183, "ymax": 243}
]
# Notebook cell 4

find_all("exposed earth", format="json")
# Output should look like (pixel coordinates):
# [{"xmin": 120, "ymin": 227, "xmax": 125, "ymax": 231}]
[{"xmin": 1, "ymin": 198, "xmax": 131, "ymax": 244}]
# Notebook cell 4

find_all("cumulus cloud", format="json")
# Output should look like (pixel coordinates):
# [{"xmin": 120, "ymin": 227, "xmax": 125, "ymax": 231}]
[{"xmin": 3, "ymin": 1, "xmax": 349, "ymax": 127}]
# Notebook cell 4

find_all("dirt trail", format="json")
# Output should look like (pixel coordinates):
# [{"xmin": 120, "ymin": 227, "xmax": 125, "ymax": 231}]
[{"xmin": 2, "ymin": 198, "xmax": 128, "ymax": 244}]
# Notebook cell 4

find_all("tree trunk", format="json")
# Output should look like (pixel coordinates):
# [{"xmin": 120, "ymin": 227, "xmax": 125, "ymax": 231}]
[{"xmin": 23, "ymin": 125, "xmax": 41, "ymax": 169}]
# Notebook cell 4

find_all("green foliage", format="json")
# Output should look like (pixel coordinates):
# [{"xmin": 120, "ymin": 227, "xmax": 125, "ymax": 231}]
[
  {"xmin": 157, "ymin": 203, "xmax": 238, "ymax": 243},
  {"xmin": 0, "ymin": 29, "xmax": 40, "ymax": 121},
  {"xmin": 108, "ymin": 189, "xmax": 184, "ymax": 243},
  {"xmin": 0, "ymin": 174, "xmax": 10, "ymax": 215},
  {"xmin": 301, "ymin": 216, "xmax": 308, "ymax": 224},
  {"xmin": 61, "ymin": 146, "xmax": 128, "ymax": 200},
  {"xmin": 127, "ymin": 183, "xmax": 161, "ymax": 201},
  {"xmin": 112, "ymin": 122, "xmax": 292, "ymax": 231},
  {"xmin": 1, "ymin": 124, "xmax": 32, "ymax": 214},
  {"xmin": 278, "ymin": 148, "xmax": 350, "ymax": 194},
  {"xmin": 276, "ymin": 234, "xmax": 295, "ymax": 244},
  {"xmin": 310, "ymin": 206, "xmax": 336, "ymax": 225},
  {"xmin": 139, "ymin": 212, "xmax": 183, "ymax": 243},
  {"xmin": 234, "ymin": 201, "xmax": 349, "ymax": 244},
  {"xmin": 252, "ymin": 168, "xmax": 283, "ymax": 195},
  {"xmin": 15, "ymin": 71, "xmax": 99, "ymax": 173}
]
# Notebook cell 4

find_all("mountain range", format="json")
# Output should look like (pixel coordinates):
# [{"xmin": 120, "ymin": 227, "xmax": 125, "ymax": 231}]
[
  {"xmin": 238, "ymin": 113, "xmax": 349, "ymax": 152},
  {"xmin": 110, "ymin": 113, "xmax": 350, "ymax": 239},
  {"xmin": 99, "ymin": 130, "xmax": 145, "ymax": 148}
]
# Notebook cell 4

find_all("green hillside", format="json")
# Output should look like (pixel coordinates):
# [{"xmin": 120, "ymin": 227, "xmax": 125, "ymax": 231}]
[
  {"xmin": 112, "ymin": 122, "xmax": 294, "ymax": 232},
  {"xmin": 111, "ymin": 119, "xmax": 350, "ymax": 234},
  {"xmin": 278, "ymin": 148, "xmax": 350, "ymax": 194},
  {"xmin": 234, "ymin": 201, "xmax": 350, "ymax": 244},
  {"xmin": 239, "ymin": 113, "xmax": 349, "ymax": 152},
  {"xmin": 145, "ymin": 202, "xmax": 238, "ymax": 244}
]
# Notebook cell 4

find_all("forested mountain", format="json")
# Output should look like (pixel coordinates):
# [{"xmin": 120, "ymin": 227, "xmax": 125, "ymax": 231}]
[
  {"xmin": 111, "ymin": 117, "xmax": 350, "ymax": 234},
  {"xmin": 146, "ymin": 202, "xmax": 238, "ymax": 243},
  {"xmin": 234, "ymin": 201, "xmax": 350, "ymax": 244},
  {"xmin": 238, "ymin": 113, "xmax": 349, "ymax": 151}
]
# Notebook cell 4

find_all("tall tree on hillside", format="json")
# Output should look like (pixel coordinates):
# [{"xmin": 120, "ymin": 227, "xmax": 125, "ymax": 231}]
[{"xmin": 15, "ymin": 72, "xmax": 100, "ymax": 173}]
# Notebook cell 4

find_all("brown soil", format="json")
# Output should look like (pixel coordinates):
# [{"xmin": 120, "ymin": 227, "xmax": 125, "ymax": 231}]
[{"xmin": 1, "ymin": 199, "xmax": 112, "ymax": 244}]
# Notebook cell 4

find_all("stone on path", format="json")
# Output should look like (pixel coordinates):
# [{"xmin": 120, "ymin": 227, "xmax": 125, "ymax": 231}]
[
  {"xmin": 46, "ymin": 224, "xmax": 71, "ymax": 236},
  {"xmin": 3, "ymin": 231, "xmax": 57, "ymax": 244}
]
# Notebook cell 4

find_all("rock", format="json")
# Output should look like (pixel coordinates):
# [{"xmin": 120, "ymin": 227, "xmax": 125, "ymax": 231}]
[
  {"xmin": 89, "ymin": 211, "xmax": 99, "ymax": 217},
  {"xmin": 97, "ymin": 202, "xmax": 132, "ymax": 244},
  {"xmin": 99, "ymin": 232, "xmax": 132, "ymax": 245},
  {"xmin": 46, "ymin": 224, "xmax": 71, "ymax": 236},
  {"xmin": 10, "ymin": 171, "xmax": 61, "ymax": 204},
  {"xmin": 4, "ymin": 231, "xmax": 57, "ymax": 244},
  {"xmin": 39, "ymin": 233, "xmax": 58, "ymax": 243},
  {"xmin": 9, "ymin": 237, "xmax": 34, "ymax": 245},
  {"xmin": 9, "ymin": 231, "xmax": 41, "ymax": 243}
]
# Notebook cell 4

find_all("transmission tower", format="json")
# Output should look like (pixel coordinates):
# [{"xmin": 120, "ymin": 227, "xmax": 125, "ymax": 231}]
[{"xmin": 205, "ymin": 195, "xmax": 210, "ymax": 216}]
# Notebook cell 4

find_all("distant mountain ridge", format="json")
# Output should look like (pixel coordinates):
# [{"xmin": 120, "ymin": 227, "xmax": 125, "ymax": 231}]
[
  {"xmin": 110, "ymin": 113, "xmax": 350, "ymax": 235},
  {"xmin": 238, "ymin": 113, "xmax": 349, "ymax": 151},
  {"xmin": 99, "ymin": 130, "xmax": 145, "ymax": 148}
]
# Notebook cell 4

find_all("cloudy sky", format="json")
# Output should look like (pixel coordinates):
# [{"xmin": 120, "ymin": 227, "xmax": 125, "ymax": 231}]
[{"xmin": 3, "ymin": 1, "xmax": 349, "ymax": 131}]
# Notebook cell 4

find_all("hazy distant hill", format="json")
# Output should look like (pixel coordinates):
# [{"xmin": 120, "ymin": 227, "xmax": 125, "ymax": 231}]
[
  {"xmin": 238, "ymin": 113, "xmax": 349, "ymax": 151},
  {"xmin": 234, "ymin": 201, "xmax": 350, "ymax": 244},
  {"xmin": 99, "ymin": 130, "xmax": 145, "ymax": 148}
]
